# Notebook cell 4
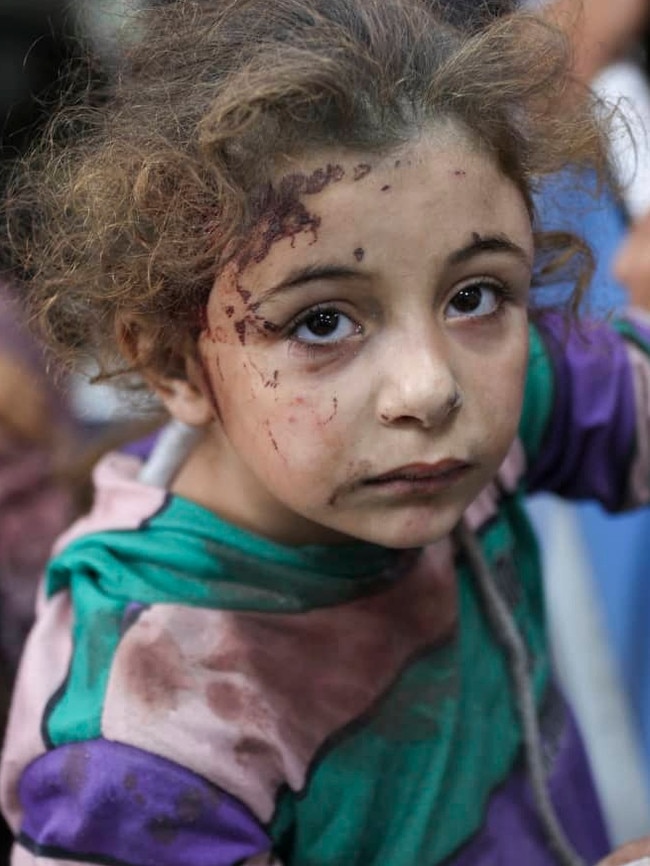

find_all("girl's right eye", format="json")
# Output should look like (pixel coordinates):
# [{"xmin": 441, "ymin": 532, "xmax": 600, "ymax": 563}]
[{"xmin": 290, "ymin": 307, "xmax": 360, "ymax": 345}]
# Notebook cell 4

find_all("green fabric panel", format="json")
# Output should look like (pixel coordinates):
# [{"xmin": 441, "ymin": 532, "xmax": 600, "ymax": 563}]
[
  {"xmin": 43, "ymin": 495, "xmax": 407, "ymax": 745},
  {"xmin": 519, "ymin": 322, "xmax": 555, "ymax": 465},
  {"xmin": 47, "ymin": 496, "xmax": 402, "ymax": 614},
  {"xmin": 45, "ymin": 573, "xmax": 125, "ymax": 746},
  {"xmin": 477, "ymin": 497, "xmax": 547, "ymax": 669}
]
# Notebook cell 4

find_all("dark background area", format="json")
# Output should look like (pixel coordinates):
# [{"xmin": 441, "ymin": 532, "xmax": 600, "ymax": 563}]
[{"xmin": 0, "ymin": 0, "xmax": 95, "ymax": 193}]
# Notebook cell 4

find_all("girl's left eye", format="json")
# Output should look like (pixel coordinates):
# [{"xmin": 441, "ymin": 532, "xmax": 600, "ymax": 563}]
[
  {"xmin": 290, "ymin": 307, "xmax": 360, "ymax": 344},
  {"xmin": 445, "ymin": 282, "xmax": 504, "ymax": 320}
]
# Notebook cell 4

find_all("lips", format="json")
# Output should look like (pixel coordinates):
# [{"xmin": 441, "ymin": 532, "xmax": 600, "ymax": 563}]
[{"xmin": 364, "ymin": 459, "xmax": 470, "ymax": 485}]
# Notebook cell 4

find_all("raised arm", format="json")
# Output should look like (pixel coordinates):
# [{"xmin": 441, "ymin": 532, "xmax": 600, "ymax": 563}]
[{"xmin": 522, "ymin": 311, "xmax": 650, "ymax": 509}]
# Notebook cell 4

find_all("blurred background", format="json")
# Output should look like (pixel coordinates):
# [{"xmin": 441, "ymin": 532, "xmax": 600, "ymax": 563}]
[{"xmin": 0, "ymin": 2, "xmax": 136, "ymax": 858}]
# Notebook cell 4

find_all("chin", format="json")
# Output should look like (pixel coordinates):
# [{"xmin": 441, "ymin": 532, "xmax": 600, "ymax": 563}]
[{"xmin": 355, "ymin": 509, "xmax": 463, "ymax": 550}]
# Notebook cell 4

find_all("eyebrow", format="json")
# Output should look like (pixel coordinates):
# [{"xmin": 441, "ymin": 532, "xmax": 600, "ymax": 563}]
[
  {"xmin": 448, "ymin": 233, "xmax": 531, "ymax": 267},
  {"xmin": 259, "ymin": 265, "xmax": 363, "ymax": 301},
  {"xmin": 259, "ymin": 233, "xmax": 531, "ymax": 301}
]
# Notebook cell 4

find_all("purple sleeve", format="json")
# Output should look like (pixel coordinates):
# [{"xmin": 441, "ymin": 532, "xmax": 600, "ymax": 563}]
[
  {"xmin": 17, "ymin": 738, "xmax": 273, "ymax": 866},
  {"xmin": 120, "ymin": 430, "xmax": 160, "ymax": 460},
  {"xmin": 525, "ymin": 313, "xmax": 638, "ymax": 510}
]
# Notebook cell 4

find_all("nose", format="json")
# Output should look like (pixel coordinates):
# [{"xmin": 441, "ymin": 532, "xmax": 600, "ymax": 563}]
[{"xmin": 376, "ymin": 331, "xmax": 462, "ymax": 428}]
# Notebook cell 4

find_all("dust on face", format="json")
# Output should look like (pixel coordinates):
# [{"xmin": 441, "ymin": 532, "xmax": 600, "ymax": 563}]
[{"xmin": 190, "ymin": 128, "xmax": 533, "ymax": 548}]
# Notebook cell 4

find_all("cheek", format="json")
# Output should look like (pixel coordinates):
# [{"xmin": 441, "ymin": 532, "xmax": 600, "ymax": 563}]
[
  {"xmin": 209, "ymin": 352, "xmax": 349, "ymax": 460},
  {"xmin": 488, "ymin": 338, "xmax": 528, "ymax": 429},
  {"xmin": 465, "ymin": 329, "xmax": 528, "ymax": 426},
  {"xmin": 265, "ymin": 392, "xmax": 349, "ymax": 460}
]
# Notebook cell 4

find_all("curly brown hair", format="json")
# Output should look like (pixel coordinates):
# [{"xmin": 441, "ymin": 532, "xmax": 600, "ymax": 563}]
[{"xmin": 5, "ymin": 0, "xmax": 609, "ymax": 385}]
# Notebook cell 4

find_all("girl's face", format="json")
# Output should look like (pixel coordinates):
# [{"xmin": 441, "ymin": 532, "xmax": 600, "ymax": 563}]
[{"xmin": 180, "ymin": 131, "xmax": 533, "ymax": 547}]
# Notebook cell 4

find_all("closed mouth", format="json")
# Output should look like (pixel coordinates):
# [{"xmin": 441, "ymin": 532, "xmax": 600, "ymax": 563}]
[{"xmin": 363, "ymin": 460, "xmax": 470, "ymax": 485}]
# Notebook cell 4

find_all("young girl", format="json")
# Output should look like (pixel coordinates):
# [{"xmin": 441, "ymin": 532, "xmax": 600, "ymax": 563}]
[{"xmin": 2, "ymin": 1, "xmax": 650, "ymax": 864}]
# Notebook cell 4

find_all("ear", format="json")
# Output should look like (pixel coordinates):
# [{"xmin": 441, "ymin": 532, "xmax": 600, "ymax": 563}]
[
  {"xmin": 151, "ymin": 358, "xmax": 216, "ymax": 427},
  {"xmin": 117, "ymin": 318, "xmax": 216, "ymax": 428}
]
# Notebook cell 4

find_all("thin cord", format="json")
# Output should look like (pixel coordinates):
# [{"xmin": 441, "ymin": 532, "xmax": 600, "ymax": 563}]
[
  {"xmin": 455, "ymin": 519, "xmax": 585, "ymax": 866},
  {"xmin": 138, "ymin": 419, "xmax": 202, "ymax": 487}
]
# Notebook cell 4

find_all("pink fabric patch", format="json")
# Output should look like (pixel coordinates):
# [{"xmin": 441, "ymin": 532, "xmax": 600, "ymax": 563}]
[
  {"xmin": 102, "ymin": 539, "xmax": 458, "ymax": 822},
  {"xmin": 53, "ymin": 452, "xmax": 167, "ymax": 554},
  {"xmin": 0, "ymin": 592, "xmax": 73, "ymax": 832}
]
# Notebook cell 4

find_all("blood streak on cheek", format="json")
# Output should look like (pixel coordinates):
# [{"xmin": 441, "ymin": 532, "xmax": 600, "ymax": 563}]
[
  {"xmin": 322, "ymin": 396, "xmax": 338, "ymax": 426},
  {"xmin": 263, "ymin": 419, "xmax": 280, "ymax": 454}
]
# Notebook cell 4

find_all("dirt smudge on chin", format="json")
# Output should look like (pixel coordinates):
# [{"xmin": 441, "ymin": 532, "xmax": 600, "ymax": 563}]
[{"xmin": 328, "ymin": 458, "xmax": 373, "ymax": 506}]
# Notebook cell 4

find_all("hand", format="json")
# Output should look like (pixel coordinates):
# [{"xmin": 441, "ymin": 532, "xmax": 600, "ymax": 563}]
[
  {"xmin": 596, "ymin": 836, "xmax": 650, "ymax": 865},
  {"xmin": 614, "ymin": 208, "xmax": 650, "ymax": 309}
]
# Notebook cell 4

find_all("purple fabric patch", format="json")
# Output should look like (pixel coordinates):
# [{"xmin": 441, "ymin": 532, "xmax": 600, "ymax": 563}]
[
  {"xmin": 444, "ymin": 711, "xmax": 608, "ymax": 865},
  {"xmin": 121, "ymin": 431, "xmax": 160, "ymax": 461},
  {"xmin": 19, "ymin": 738, "xmax": 271, "ymax": 866},
  {"xmin": 526, "ymin": 313, "xmax": 637, "ymax": 510}
]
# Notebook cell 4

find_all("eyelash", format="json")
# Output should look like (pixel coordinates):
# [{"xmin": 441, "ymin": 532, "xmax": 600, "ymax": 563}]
[
  {"xmin": 284, "ymin": 278, "xmax": 516, "ymax": 354},
  {"xmin": 287, "ymin": 304, "xmax": 362, "ymax": 354},
  {"xmin": 445, "ymin": 278, "xmax": 515, "ymax": 321}
]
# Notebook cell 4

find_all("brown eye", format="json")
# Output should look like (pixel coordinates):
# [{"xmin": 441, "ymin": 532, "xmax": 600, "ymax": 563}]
[
  {"xmin": 291, "ymin": 307, "xmax": 359, "ymax": 344},
  {"xmin": 446, "ymin": 282, "xmax": 501, "ymax": 319},
  {"xmin": 305, "ymin": 310, "xmax": 340, "ymax": 337},
  {"xmin": 452, "ymin": 286, "xmax": 482, "ymax": 313}
]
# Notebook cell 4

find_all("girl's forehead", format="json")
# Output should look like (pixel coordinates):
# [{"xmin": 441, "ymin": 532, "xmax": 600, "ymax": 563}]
[
  {"xmin": 272, "ymin": 121, "xmax": 484, "ymax": 180},
  {"xmin": 225, "ymin": 128, "xmax": 533, "ymax": 292}
]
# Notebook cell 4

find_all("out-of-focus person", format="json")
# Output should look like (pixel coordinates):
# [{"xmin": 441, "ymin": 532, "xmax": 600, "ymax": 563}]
[
  {"xmin": 543, "ymin": 0, "xmax": 649, "ymax": 86},
  {"xmin": 597, "ymin": 836, "xmax": 650, "ymax": 865},
  {"xmin": 0, "ymin": 286, "xmax": 76, "ymax": 715}
]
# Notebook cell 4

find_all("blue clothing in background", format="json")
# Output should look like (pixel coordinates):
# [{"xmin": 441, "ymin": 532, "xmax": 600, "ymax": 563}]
[{"xmin": 534, "ymin": 170, "xmax": 650, "ymax": 779}]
